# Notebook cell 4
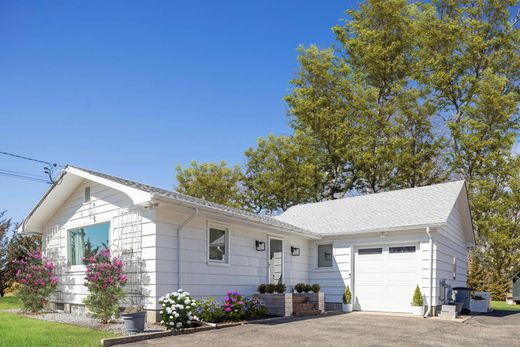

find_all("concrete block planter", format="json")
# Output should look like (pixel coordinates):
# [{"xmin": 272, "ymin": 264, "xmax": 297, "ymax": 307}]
[{"xmin": 256, "ymin": 293, "xmax": 293, "ymax": 317}]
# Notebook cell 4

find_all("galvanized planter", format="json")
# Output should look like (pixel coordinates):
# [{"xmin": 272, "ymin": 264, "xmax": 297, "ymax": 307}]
[{"xmin": 121, "ymin": 311, "xmax": 146, "ymax": 334}]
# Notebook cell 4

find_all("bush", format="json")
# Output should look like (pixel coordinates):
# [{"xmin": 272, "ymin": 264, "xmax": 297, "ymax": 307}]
[
  {"xmin": 311, "ymin": 283, "xmax": 321, "ymax": 293},
  {"xmin": 412, "ymin": 285, "xmax": 423, "ymax": 306},
  {"xmin": 13, "ymin": 252, "xmax": 59, "ymax": 312},
  {"xmin": 244, "ymin": 296, "xmax": 266, "ymax": 319},
  {"xmin": 195, "ymin": 297, "xmax": 223, "ymax": 323},
  {"xmin": 294, "ymin": 283, "xmax": 306, "ymax": 293},
  {"xmin": 159, "ymin": 289, "xmax": 198, "ymax": 329},
  {"xmin": 266, "ymin": 283, "xmax": 276, "ymax": 294},
  {"xmin": 275, "ymin": 283, "xmax": 286, "ymax": 293},
  {"xmin": 223, "ymin": 291, "xmax": 245, "ymax": 321},
  {"xmin": 343, "ymin": 286, "xmax": 351, "ymax": 304},
  {"xmin": 303, "ymin": 284, "xmax": 312, "ymax": 293},
  {"xmin": 83, "ymin": 248, "xmax": 127, "ymax": 323},
  {"xmin": 257, "ymin": 283, "xmax": 267, "ymax": 294}
]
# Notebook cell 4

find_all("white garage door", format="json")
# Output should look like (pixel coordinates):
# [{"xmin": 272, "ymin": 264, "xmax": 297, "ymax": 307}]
[{"xmin": 354, "ymin": 245, "xmax": 419, "ymax": 313}]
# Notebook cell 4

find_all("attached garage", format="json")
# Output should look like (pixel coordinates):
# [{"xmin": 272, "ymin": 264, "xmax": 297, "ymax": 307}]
[{"xmin": 354, "ymin": 245, "xmax": 420, "ymax": 313}]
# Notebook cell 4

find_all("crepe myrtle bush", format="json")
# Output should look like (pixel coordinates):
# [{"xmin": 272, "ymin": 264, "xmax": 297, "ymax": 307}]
[
  {"xmin": 159, "ymin": 289, "xmax": 198, "ymax": 329},
  {"xmin": 13, "ymin": 252, "xmax": 59, "ymax": 312},
  {"xmin": 83, "ymin": 248, "xmax": 127, "ymax": 323}
]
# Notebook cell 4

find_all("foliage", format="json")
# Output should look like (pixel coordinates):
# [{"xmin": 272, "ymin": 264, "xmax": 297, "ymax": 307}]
[
  {"xmin": 13, "ymin": 252, "xmax": 58, "ymax": 312},
  {"xmin": 491, "ymin": 301, "xmax": 520, "ymax": 312},
  {"xmin": 275, "ymin": 283, "xmax": 286, "ymax": 294},
  {"xmin": 257, "ymin": 283, "xmax": 267, "ymax": 294},
  {"xmin": 311, "ymin": 283, "xmax": 321, "ymax": 293},
  {"xmin": 223, "ymin": 291, "xmax": 245, "ymax": 322},
  {"xmin": 243, "ymin": 296, "xmax": 266, "ymax": 319},
  {"xmin": 159, "ymin": 289, "xmax": 198, "ymax": 330},
  {"xmin": 303, "ymin": 284, "xmax": 312, "ymax": 293},
  {"xmin": 266, "ymin": 283, "xmax": 276, "ymax": 294},
  {"xmin": 195, "ymin": 297, "xmax": 223, "ymax": 323},
  {"xmin": 83, "ymin": 248, "xmax": 127, "ymax": 323},
  {"xmin": 0, "ymin": 211, "xmax": 12, "ymax": 297},
  {"xmin": 412, "ymin": 285, "xmax": 423, "ymax": 306},
  {"xmin": 0, "ymin": 311, "xmax": 118, "ymax": 347},
  {"xmin": 343, "ymin": 286, "xmax": 351, "ymax": 305},
  {"xmin": 176, "ymin": 161, "xmax": 244, "ymax": 209},
  {"xmin": 294, "ymin": 283, "xmax": 306, "ymax": 293}
]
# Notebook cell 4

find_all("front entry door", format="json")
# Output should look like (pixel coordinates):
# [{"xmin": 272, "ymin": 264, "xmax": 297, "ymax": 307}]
[{"xmin": 269, "ymin": 238, "xmax": 283, "ymax": 285}]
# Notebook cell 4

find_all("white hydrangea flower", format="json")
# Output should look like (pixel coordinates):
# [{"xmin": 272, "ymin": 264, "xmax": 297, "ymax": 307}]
[
  {"xmin": 174, "ymin": 312, "xmax": 179, "ymax": 317},
  {"xmin": 178, "ymin": 305, "xmax": 184, "ymax": 310},
  {"xmin": 187, "ymin": 320, "xmax": 192, "ymax": 324},
  {"xmin": 178, "ymin": 289, "xmax": 184, "ymax": 293},
  {"xmin": 184, "ymin": 299, "xmax": 190, "ymax": 305},
  {"xmin": 185, "ymin": 292, "xmax": 190, "ymax": 296},
  {"xmin": 169, "ymin": 315, "xmax": 173, "ymax": 319},
  {"xmin": 160, "ymin": 320, "xmax": 164, "ymax": 324},
  {"xmin": 176, "ymin": 322, "xmax": 182, "ymax": 328},
  {"xmin": 166, "ymin": 307, "xmax": 172, "ymax": 314}
]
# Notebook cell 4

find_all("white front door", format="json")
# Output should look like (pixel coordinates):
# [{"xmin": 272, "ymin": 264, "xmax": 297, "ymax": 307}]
[
  {"xmin": 268, "ymin": 238, "xmax": 283, "ymax": 285},
  {"xmin": 354, "ymin": 245, "xmax": 419, "ymax": 313}
]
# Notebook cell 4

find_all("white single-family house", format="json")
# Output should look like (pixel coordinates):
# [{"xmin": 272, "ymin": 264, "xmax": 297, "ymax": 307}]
[{"xmin": 18, "ymin": 166, "xmax": 474, "ymax": 320}]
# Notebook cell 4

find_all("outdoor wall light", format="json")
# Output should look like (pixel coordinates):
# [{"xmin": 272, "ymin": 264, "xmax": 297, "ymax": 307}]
[
  {"xmin": 255, "ymin": 240, "xmax": 266, "ymax": 251},
  {"xmin": 291, "ymin": 246, "xmax": 300, "ymax": 256}
]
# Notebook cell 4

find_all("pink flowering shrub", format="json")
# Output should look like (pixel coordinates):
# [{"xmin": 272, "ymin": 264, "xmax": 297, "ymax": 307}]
[
  {"xmin": 13, "ymin": 252, "xmax": 59, "ymax": 312},
  {"xmin": 83, "ymin": 248, "xmax": 127, "ymax": 323},
  {"xmin": 223, "ymin": 291, "xmax": 244, "ymax": 321}
]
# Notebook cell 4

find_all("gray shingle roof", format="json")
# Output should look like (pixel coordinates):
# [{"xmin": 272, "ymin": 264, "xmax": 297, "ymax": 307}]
[
  {"xmin": 275, "ymin": 181, "xmax": 466, "ymax": 235},
  {"xmin": 69, "ymin": 166, "xmax": 317, "ymax": 238}
]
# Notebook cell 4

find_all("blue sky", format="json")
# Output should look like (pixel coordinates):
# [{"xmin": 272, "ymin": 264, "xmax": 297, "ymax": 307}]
[{"xmin": 0, "ymin": 1, "xmax": 357, "ymax": 224}]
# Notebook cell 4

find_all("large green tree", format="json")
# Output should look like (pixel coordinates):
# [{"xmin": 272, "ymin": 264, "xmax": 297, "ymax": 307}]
[
  {"xmin": 175, "ymin": 161, "xmax": 244, "ymax": 208},
  {"xmin": 0, "ymin": 211, "xmax": 12, "ymax": 297}
]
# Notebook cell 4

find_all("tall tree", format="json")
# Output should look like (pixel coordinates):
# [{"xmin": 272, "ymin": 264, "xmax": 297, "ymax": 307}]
[
  {"xmin": 0, "ymin": 211, "xmax": 12, "ymax": 297},
  {"xmin": 175, "ymin": 161, "xmax": 244, "ymax": 208},
  {"xmin": 243, "ymin": 132, "xmax": 324, "ymax": 214},
  {"xmin": 417, "ymin": 0, "xmax": 520, "ymax": 299}
]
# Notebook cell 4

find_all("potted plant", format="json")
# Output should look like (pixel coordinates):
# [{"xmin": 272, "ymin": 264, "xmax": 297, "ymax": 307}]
[
  {"xmin": 411, "ymin": 285, "xmax": 424, "ymax": 316},
  {"xmin": 311, "ymin": 283, "xmax": 321, "ymax": 293},
  {"xmin": 342, "ymin": 286, "xmax": 352, "ymax": 312},
  {"xmin": 294, "ymin": 283, "xmax": 305, "ymax": 293},
  {"xmin": 275, "ymin": 283, "xmax": 286, "ymax": 294},
  {"xmin": 121, "ymin": 306, "xmax": 146, "ymax": 333}
]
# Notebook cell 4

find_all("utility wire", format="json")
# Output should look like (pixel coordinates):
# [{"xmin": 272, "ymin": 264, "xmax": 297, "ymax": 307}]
[
  {"xmin": 0, "ymin": 151, "xmax": 56, "ymax": 166},
  {"xmin": 0, "ymin": 151, "xmax": 60, "ymax": 183},
  {"xmin": 0, "ymin": 168, "xmax": 48, "ymax": 179},
  {"xmin": 0, "ymin": 171, "xmax": 50, "ymax": 184}
]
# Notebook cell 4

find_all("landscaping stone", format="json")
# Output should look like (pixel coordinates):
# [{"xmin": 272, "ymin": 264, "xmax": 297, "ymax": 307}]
[{"xmin": 256, "ymin": 293, "xmax": 293, "ymax": 317}]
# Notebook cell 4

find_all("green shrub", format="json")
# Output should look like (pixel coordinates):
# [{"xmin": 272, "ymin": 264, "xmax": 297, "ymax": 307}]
[
  {"xmin": 343, "ymin": 286, "xmax": 351, "ymax": 304},
  {"xmin": 244, "ymin": 296, "xmax": 266, "ymax": 319},
  {"xmin": 311, "ymin": 283, "xmax": 321, "ymax": 293},
  {"xmin": 294, "ymin": 283, "xmax": 306, "ymax": 293},
  {"xmin": 412, "ymin": 285, "xmax": 423, "ymax": 306},
  {"xmin": 275, "ymin": 283, "xmax": 286, "ymax": 293},
  {"xmin": 303, "ymin": 284, "xmax": 312, "ymax": 293},
  {"xmin": 266, "ymin": 283, "xmax": 276, "ymax": 294},
  {"xmin": 195, "ymin": 297, "xmax": 223, "ymax": 323},
  {"xmin": 257, "ymin": 284, "xmax": 267, "ymax": 294}
]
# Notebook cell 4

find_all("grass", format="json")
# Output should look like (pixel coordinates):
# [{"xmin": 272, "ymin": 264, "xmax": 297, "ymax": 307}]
[
  {"xmin": 491, "ymin": 300, "xmax": 520, "ymax": 311},
  {"xmin": 0, "ymin": 296, "xmax": 119, "ymax": 347}
]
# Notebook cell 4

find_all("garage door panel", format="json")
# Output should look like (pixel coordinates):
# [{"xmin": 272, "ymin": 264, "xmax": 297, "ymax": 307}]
[{"xmin": 355, "ymin": 245, "xmax": 419, "ymax": 313}]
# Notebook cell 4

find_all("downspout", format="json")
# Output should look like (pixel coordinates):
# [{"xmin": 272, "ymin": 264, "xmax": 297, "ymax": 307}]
[
  {"xmin": 177, "ymin": 208, "xmax": 199, "ymax": 289},
  {"xmin": 424, "ymin": 227, "xmax": 434, "ymax": 318}
]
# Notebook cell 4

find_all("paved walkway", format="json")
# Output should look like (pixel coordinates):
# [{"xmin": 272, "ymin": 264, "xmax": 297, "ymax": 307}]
[{"xmin": 117, "ymin": 311, "xmax": 520, "ymax": 347}]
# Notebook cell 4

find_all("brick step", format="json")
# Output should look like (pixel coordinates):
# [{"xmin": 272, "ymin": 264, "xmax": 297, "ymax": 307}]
[
  {"xmin": 293, "ymin": 309, "xmax": 321, "ymax": 316},
  {"xmin": 293, "ymin": 303, "xmax": 315, "ymax": 311},
  {"xmin": 292, "ymin": 296, "xmax": 309, "ymax": 304}
]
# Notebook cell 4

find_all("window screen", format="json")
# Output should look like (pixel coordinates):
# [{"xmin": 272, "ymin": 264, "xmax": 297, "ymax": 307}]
[
  {"xmin": 317, "ymin": 244, "xmax": 333, "ymax": 268},
  {"xmin": 209, "ymin": 227, "xmax": 227, "ymax": 262},
  {"xmin": 358, "ymin": 248, "xmax": 382, "ymax": 255},
  {"xmin": 389, "ymin": 246, "xmax": 416, "ymax": 253}
]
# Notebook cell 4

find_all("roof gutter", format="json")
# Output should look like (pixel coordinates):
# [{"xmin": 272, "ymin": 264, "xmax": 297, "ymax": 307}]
[
  {"xmin": 151, "ymin": 195, "xmax": 321, "ymax": 240},
  {"xmin": 319, "ymin": 223, "xmax": 445, "ymax": 238}
]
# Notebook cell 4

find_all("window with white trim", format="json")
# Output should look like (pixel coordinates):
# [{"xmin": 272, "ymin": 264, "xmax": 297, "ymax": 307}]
[
  {"xmin": 208, "ymin": 227, "xmax": 228, "ymax": 263},
  {"xmin": 317, "ymin": 244, "xmax": 333, "ymax": 268}
]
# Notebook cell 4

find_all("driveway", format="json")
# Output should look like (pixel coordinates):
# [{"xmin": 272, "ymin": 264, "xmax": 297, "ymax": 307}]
[{"xmin": 118, "ymin": 311, "xmax": 520, "ymax": 347}]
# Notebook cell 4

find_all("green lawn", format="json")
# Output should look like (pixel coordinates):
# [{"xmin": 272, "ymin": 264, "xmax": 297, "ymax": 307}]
[
  {"xmin": 491, "ymin": 300, "xmax": 520, "ymax": 311},
  {"xmin": 0, "ymin": 296, "xmax": 119, "ymax": 347}
]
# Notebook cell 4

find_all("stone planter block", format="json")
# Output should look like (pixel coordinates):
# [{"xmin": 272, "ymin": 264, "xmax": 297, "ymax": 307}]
[{"xmin": 256, "ymin": 293, "xmax": 293, "ymax": 317}]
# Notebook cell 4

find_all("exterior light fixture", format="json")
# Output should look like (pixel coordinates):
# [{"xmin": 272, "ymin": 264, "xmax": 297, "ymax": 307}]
[
  {"xmin": 255, "ymin": 240, "xmax": 266, "ymax": 251},
  {"xmin": 291, "ymin": 246, "xmax": 300, "ymax": 256}
]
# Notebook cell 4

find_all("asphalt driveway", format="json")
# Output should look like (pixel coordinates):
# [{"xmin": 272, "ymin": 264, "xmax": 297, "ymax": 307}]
[{"xmin": 118, "ymin": 311, "xmax": 520, "ymax": 347}]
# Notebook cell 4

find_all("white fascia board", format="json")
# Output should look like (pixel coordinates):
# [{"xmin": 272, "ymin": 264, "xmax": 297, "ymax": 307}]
[
  {"xmin": 318, "ymin": 223, "xmax": 444, "ymax": 239},
  {"xmin": 67, "ymin": 167, "xmax": 152, "ymax": 205}
]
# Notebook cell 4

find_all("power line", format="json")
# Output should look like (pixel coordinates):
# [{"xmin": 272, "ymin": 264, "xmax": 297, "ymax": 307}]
[
  {"xmin": 0, "ymin": 151, "xmax": 60, "ymax": 183},
  {"xmin": 0, "ymin": 168, "xmax": 48, "ymax": 179},
  {"xmin": 0, "ymin": 171, "xmax": 50, "ymax": 184}
]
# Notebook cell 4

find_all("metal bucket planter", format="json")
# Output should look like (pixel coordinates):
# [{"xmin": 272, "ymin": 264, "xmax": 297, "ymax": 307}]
[{"xmin": 121, "ymin": 311, "xmax": 146, "ymax": 334}]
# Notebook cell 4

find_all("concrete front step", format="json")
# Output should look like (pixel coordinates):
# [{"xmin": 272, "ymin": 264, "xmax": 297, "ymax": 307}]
[
  {"xmin": 293, "ymin": 309, "xmax": 321, "ymax": 316},
  {"xmin": 293, "ymin": 303, "xmax": 315, "ymax": 311}
]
